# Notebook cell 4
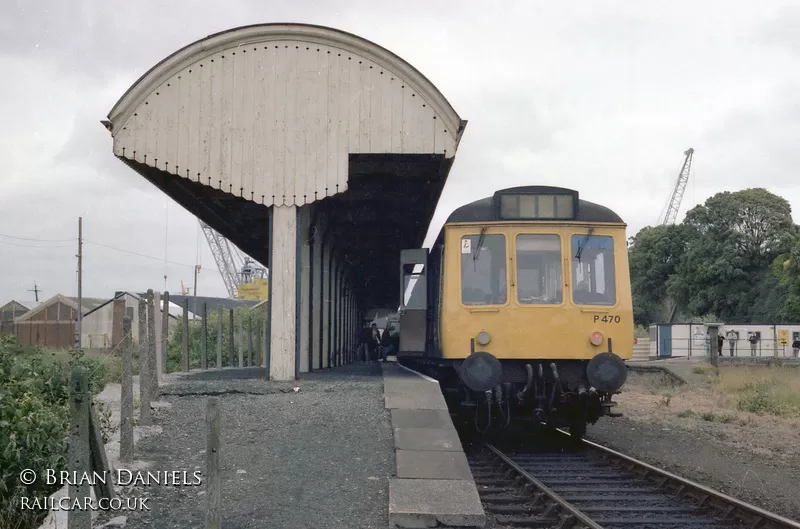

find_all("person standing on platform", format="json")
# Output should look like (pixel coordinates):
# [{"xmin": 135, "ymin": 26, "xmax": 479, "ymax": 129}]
[
  {"xmin": 380, "ymin": 326, "xmax": 394, "ymax": 361},
  {"xmin": 371, "ymin": 323, "xmax": 381, "ymax": 363},
  {"xmin": 361, "ymin": 323, "xmax": 373, "ymax": 363},
  {"xmin": 726, "ymin": 330, "xmax": 737, "ymax": 356},
  {"xmin": 792, "ymin": 337, "xmax": 800, "ymax": 358},
  {"xmin": 748, "ymin": 333, "xmax": 759, "ymax": 357},
  {"xmin": 717, "ymin": 334, "xmax": 724, "ymax": 356}
]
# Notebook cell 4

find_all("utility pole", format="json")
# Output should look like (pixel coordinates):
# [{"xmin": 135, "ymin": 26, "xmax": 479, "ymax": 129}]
[
  {"xmin": 75, "ymin": 217, "xmax": 83, "ymax": 350},
  {"xmin": 28, "ymin": 282, "xmax": 42, "ymax": 302},
  {"xmin": 192, "ymin": 264, "xmax": 201, "ymax": 320}
]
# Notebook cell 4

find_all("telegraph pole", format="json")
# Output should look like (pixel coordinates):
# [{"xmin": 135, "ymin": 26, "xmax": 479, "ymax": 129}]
[
  {"xmin": 28, "ymin": 282, "xmax": 41, "ymax": 302},
  {"xmin": 75, "ymin": 217, "xmax": 83, "ymax": 350}
]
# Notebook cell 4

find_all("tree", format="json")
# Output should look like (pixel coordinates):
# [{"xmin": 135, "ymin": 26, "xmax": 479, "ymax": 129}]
[
  {"xmin": 627, "ymin": 224, "xmax": 694, "ymax": 326},
  {"xmin": 675, "ymin": 189, "xmax": 796, "ymax": 322}
]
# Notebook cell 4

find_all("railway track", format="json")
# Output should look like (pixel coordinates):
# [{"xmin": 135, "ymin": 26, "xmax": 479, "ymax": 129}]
[{"xmin": 467, "ymin": 432, "xmax": 800, "ymax": 529}]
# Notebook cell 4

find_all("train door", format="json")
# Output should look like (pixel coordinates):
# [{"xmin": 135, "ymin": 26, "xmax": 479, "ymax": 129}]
[
  {"xmin": 658, "ymin": 325, "xmax": 672, "ymax": 357},
  {"xmin": 398, "ymin": 249, "xmax": 428, "ymax": 355}
]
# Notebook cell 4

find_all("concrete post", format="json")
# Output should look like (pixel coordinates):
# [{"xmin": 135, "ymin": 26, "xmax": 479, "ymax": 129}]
[
  {"xmin": 201, "ymin": 302, "xmax": 208, "ymax": 370},
  {"xmin": 205, "ymin": 398, "xmax": 221, "ymax": 529},
  {"xmin": 238, "ymin": 311, "xmax": 244, "ymax": 367},
  {"xmin": 216, "ymin": 306, "xmax": 223, "ymax": 369},
  {"xmin": 120, "ymin": 316, "xmax": 134, "ymax": 463},
  {"xmin": 182, "ymin": 298, "xmax": 189, "ymax": 372},
  {"xmin": 248, "ymin": 316, "xmax": 254, "ymax": 367},
  {"xmin": 269, "ymin": 205, "xmax": 298, "ymax": 380},
  {"xmin": 138, "ymin": 299, "xmax": 152, "ymax": 426},
  {"xmin": 256, "ymin": 318, "xmax": 262, "ymax": 367},
  {"xmin": 161, "ymin": 291, "xmax": 170, "ymax": 373},
  {"xmin": 228, "ymin": 309, "xmax": 234, "ymax": 367},
  {"xmin": 147, "ymin": 289, "xmax": 158, "ymax": 400},
  {"xmin": 68, "ymin": 366, "xmax": 91, "ymax": 529},
  {"xmin": 153, "ymin": 290, "xmax": 162, "ymax": 382},
  {"xmin": 137, "ymin": 298, "xmax": 146, "ymax": 369}
]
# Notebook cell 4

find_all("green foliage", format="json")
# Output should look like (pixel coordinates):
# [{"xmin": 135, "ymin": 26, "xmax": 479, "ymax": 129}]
[
  {"xmin": 735, "ymin": 379, "xmax": 800, "ymax": 417},
  {"xmin": 628, "ymin": 224, "xmax": 695, "ymax": 325},
  {"xmin": 166, "ymin": 307, "xmax": 265, "ymax": 371},
  {"xmin": 629, "ymin": 188, "xmax": 799, "ymax": 325},
  {"xmin": 0, "ymin": 336, "xmax": 113, "ymax": 528}
]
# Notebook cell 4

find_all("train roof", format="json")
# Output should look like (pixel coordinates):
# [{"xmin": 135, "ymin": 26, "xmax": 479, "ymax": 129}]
[{"xmin": 444, "ymin": 185, "xmax": 624, "ymax": 224}]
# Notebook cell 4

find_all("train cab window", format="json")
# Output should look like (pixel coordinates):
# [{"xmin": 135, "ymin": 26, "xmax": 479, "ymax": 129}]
[
  {"xmin": 570, "ymin": 234, "xmax": 616, "ymax": 306},
  {"xmin": 515, "ymin": 234, "xmax": 562, "ymax": 304},
  {"xmin": 460, "ymin": 233, "xmax": 507, "ymax": 305}
]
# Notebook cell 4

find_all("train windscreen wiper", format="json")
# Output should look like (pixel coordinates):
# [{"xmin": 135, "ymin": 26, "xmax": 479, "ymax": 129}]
[
  {"xmin": 574, "ymin": 227, "xmax": 595, "ymax": 261},
  {"xmin": 473, "ymin": 226, "xmax": 488, "ymax": 262}
]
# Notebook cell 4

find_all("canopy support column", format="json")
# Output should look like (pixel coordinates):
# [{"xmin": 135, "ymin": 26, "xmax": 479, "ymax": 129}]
[{"xmin": 269, "ymin": 205, "xmax": 298, "ymax": 381}]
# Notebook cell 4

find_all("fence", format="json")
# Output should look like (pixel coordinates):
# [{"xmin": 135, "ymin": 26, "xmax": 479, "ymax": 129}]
[
  {"xmin": 167, "ymin": 299, "xmax": 269, "ymax": 374},
  {"xmin": 649, "ymin": 323, "xmax": 800, "ymax": 359}
]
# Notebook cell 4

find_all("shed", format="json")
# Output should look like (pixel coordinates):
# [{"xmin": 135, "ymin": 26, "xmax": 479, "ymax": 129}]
[
  {"xmin": 13, "ymin": 295, "xmax": 106, "ymax": 349},
  {"xmin": 81, "ymin": 291, "xmax": 188, "ymax": 351},
  {"xmin": 0, "ymin": 300, "xmax": 30, "ymax": 336}
]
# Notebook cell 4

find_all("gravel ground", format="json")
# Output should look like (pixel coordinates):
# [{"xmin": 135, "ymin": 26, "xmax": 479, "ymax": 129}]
[
  {"xmin": 586, "ymin": 416, "xmax": 800, "ymax": 522},
  {"xmin": 101, "ymin": 363, "xmax": 394, "ymax": 529}
]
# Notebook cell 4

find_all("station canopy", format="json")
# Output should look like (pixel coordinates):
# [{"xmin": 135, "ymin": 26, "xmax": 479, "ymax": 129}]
[{"xmin": 104, "ymin": 23, "xmax": 466, "ymax": 310}]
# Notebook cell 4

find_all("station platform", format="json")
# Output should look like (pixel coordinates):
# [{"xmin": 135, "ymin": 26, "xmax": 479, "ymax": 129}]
[{"xmin": 98, "ymin": 361, "xmax": 485, "ymax": 529}]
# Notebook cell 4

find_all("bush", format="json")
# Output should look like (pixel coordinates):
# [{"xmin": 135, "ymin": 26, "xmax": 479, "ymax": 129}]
[{"xmin": 0, "ymin": 336, "xmax": 113, "ymax": 528}]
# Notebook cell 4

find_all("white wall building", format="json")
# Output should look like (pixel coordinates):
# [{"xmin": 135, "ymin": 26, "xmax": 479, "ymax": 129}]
[{"xmin": 648, "ymin": 323, "xmax": 800, "ymax": 359}]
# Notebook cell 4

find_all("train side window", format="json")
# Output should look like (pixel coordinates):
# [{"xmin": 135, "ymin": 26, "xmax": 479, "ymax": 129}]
[
  {"xmin": 570, "ymin": 234, "xmax": 616, "ymax": 306},
  {"xmin": 516, "ymin": 234, "xmax": 562, "ymax": 305},
  {"xmin": 460, "ymin": 234, "xmax": 507, "ymax": 305}
]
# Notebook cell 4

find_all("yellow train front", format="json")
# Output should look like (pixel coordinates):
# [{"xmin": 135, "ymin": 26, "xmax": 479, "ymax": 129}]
[{"xmin": 397, "ymin": 186, "xmax": 633, "ymax": 439}]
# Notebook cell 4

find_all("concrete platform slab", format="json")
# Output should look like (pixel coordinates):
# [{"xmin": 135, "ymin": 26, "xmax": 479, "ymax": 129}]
[
  {"xmin": 389, "ymin": 478, "xmax": 485, "ymax": 528},
  {"xmin": 391, "ymin": 409, "xmax": 453, "ymax": 430},
  {"xmin": 384, "ymin": 377, "xmax": 440, "ymax": 396},
  {"xmin": 385, "ymin": 393, "xmax": 448, "ymax": 410},
  {"xmin": 394, "ymin": 427, "xmax": 462, "ymax": 451},
  {"xmin": 396, "ymin": 449, "xmax": 473, "ymax": 480}
]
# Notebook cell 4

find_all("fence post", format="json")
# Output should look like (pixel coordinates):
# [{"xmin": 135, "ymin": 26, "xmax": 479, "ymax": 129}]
[
  {"xmin": 248, "ymin": 316, "xmax": 254, "ymax": 367},
  {"xmin": 120, "ymin": 316, "xmax": 134, "ymax": 463},
  {"xmin": 182, "ymin": 298, "xmax": 189, "ymax": 372},
  {"xmin": 238, "ymin": 311, "xmax": 244, "ymax": 367},
  {"xmin": 147, "ymin": 289, "xmax": 159, "ymax": 400},
  {"xmin": 228, "ymin": 309, "xmax": 234, "ymax": 367},
  {"xmin": 162, "ymin": 291, "xmax": 170, "ymax": 374},
  {"xmin": 201, "ymin": 302, "xmax": 208, "ymax": 370},
  {"xmin": 216, "ymin": 306, "xmax": 223, "ymax": 369},
  {"xmin": 773, "ymin": 324, "xmax": 779, "ymax": 358},
  {"xmin": 256, "ymin": 318, "xmax": 262, "ymax": 367},
  {"xmin": 153, "ymin": 290, "xmax": 163, "ymax": 381},
  {"xmin": 67, "ymin": 366, "xmax": 91, "ymax": 529},
  {"xmin": 138, "ymin": 299, "xmax": 152, "ymax": 426},
  {"xmin": 205, "ymin": 398, "xmax": 221, "ymax": 529}
]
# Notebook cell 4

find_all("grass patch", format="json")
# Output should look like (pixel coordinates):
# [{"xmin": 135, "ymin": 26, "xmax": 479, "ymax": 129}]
[
  {"xmin": 714, "ymin": 366, "xmax": 800, "ymax": 418},
  {"xmin": 692, "ymin": 365, "xmax": 717, "ymax": 375}
]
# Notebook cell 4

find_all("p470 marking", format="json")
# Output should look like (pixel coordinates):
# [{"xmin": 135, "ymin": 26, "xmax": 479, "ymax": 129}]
[{"xmin": 594, "ymin": 315, "xmax": 621, "ymax": 323}]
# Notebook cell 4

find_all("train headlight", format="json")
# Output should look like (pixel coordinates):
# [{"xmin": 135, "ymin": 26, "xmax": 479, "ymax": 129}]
[
  {"xmin": 586, "ymin": 352, "xmax": 627, "ymax": 393},
  {"xmin": 590, "ymin": 331, "xmax": 604, "ymax": 346},
  {"xmin": 476, "ymin": 331, "xmax": 491, "ymax": 346}
]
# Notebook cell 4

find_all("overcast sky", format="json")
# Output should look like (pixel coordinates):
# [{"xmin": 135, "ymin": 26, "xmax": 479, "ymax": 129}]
[{"xmin": 1, "ymin": 0, "xmax": 799, "ymax": 306}]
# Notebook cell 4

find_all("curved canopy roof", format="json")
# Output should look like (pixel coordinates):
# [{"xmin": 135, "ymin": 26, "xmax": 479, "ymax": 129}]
[{"xmin": 104, "ymin": 23, "xmax": 467, "ymax": 309}]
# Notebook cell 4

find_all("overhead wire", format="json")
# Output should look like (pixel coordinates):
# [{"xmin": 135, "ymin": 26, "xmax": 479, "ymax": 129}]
[{"xmin": 1, "ymin": 228, "xmax": 223, "ymax": 275}]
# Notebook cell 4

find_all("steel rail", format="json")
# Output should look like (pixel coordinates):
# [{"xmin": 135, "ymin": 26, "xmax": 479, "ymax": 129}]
[
  {"xmin": 559, "ymin": 430, "xmax": 800, "ymax": 529},
  {"xmin": 484, "ymin": 443, "xmax": 604, "ymax": 529}
]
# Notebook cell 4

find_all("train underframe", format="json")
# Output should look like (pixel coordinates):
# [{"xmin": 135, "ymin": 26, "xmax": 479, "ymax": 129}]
[{"xmin": 400, "ymin": 356, "xmax": 626, "ymax": 440}]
